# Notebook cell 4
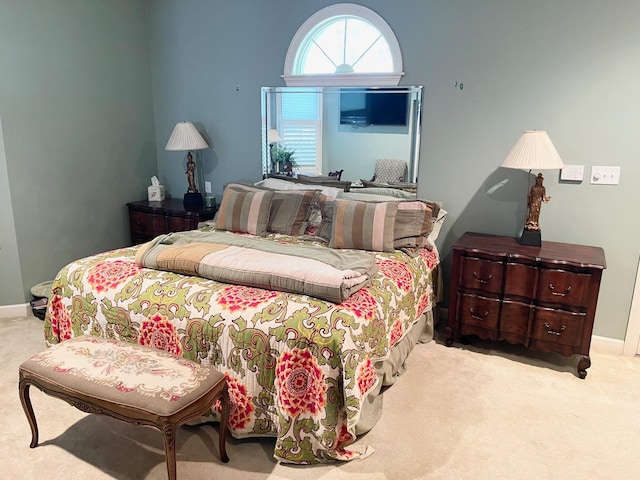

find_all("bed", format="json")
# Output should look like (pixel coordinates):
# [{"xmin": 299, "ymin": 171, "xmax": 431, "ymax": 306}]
[{"xmin": 43, "ymin": 180, "xmax": 445, "ymax": 464}]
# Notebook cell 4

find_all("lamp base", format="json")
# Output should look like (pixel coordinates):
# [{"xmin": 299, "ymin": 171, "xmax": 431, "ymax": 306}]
[
  {"xmin": 183, "ymin": 192, "xmax": 204, "ymax": 210},
  {"xmin": 519, "ymin": 229, "xmax": 542, "ymax": 247}
]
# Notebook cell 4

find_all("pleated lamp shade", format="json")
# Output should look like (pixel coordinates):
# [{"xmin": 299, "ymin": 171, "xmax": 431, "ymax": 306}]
[
  {"xmin": 501, "ymin": 130, "xmax": 564, "ymax": 170},
  {"xmin": 165, "ymin": 122, "xmax": 209, "ymax": 151},
  {"xmin": 267, "ymin": 128, "xmax": 282, "ymax": 143}
]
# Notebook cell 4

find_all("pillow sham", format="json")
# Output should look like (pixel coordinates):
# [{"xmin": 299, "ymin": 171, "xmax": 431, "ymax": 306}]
[
  {"xmin": 269, "ymin": 189, "xmax": 318, "ymax": 235},
  {"xmin": 393, "ymin": 200, "xmax": 439, "ymax": 249},
  {"xmin": 328, "ymin": 199, "xmax": 398, "ymax": 252},
  {"xmin": 215, "ymin": 187, "xmax": 273, "ymax": 236},
  {"xmin": 325, "ymin": 192, "xmax": 440, "ymax": 249},
  {"xmin": 226, "ymin": 182, "xmax": 317, "ymax": 236}
]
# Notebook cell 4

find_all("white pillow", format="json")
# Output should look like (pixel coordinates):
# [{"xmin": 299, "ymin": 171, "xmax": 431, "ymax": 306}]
[
  {"xmin": 254, "ymin": 178, "xmax": 343, "ymax": 198},
  {"xmin": 428, "ymin": 205, "xmax": 447, "ymax": 243}
]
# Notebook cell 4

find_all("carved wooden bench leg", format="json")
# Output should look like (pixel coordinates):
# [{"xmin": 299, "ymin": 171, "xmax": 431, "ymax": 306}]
[
  {"xmin": 218, "ymin": 385, "xmax": 230, "ymax": 463},
  {"xmin": 162, "ymin": 424, "xmax": 178, "ymax": 480},
  {"xmin": 18, "ymin": 374, "xmax": 39, "ymax": 448}
]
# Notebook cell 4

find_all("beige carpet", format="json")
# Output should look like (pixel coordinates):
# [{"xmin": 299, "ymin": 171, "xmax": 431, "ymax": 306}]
[{"xmin": 2, "ymin": 314, "xmax": 639, "ymax": 480}]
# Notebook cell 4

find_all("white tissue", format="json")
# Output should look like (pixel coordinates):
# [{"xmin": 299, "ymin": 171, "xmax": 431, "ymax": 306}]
[{"xmin": 148, "ymin": 176, "xmax": 165, "ymax": 201}]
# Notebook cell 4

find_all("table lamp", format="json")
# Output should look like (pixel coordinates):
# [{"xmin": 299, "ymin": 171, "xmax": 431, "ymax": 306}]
[
  {"xmin": 267, "ymin": 128, "xmax": 281, "ymax": 173},
  {"xmin": 500, "ymin": 130, "xmax": 564, "ymax": 246},
  {"xmin": 165, "ymin": 122, "xmax": 209, "ymax": 209}
]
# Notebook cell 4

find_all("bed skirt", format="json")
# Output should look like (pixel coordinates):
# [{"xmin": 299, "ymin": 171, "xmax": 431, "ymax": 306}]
[{"xmin": 355, "ymin": 310, "xmax": 434, "ymax": 434}]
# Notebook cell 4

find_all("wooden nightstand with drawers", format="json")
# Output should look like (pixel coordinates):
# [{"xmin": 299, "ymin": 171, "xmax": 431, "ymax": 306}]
[
  {"xmin": 127, "ymin": 199, "xmax": 218, "ymax": 245},
  {"xmin": 445, "ymin": 232, "xmax": 606, "ymax": 378}
]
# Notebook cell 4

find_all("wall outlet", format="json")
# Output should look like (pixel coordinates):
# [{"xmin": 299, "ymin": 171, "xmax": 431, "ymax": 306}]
[
  {"xmin": 590, "ymin": 166, "xmax": 620, "ymax": 185},
  {"xmin": 205, "ymin": 181, "xmax": 212, "ymax": 194}
]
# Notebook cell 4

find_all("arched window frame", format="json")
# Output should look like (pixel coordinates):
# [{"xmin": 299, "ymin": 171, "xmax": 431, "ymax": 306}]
[{"xmin": 283, "ymin": 4, "xmax": 404, "ymax": 87}]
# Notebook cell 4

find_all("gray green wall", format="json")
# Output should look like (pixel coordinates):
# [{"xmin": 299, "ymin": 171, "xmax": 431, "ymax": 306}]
[
  {"xmin": 148, "ymin": 0, "xmax": 640, "ymax": 341},
  {"xmin": 0, "ymin": 0, "xmax": 156, "ymax": 304},
  {"xmin": 2, "ymin": 0, "xmax": 638, "ymax": 342}
]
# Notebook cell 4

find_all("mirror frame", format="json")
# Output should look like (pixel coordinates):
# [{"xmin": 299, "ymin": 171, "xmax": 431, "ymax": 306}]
[{"xmin": 261, "ymin": 86, "xmax": 423, "ymax": 185}]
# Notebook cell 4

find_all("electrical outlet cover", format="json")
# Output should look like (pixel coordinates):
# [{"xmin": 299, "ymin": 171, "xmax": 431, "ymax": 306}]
[{"xmin": 590, "ymin": 166, "xmax": 620, "ymax": 185}]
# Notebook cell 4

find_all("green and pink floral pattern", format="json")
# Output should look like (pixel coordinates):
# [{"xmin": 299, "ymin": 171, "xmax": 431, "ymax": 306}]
[
  {"xmin": 139, "ymin": 312, "xmax": 182, "ymax": 356},
  {"xmin": 44, "ymin": 231, "xmax": 438, "ymax": 464}
]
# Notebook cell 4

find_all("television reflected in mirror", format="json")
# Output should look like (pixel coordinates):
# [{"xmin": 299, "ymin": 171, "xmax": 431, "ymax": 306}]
[{"xmin": 261, "ymin": 86, "xmax": 423, "ymax": 185}]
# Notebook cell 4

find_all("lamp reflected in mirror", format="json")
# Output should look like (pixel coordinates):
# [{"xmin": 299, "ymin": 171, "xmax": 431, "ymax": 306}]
[{"xmin": 267, "ymin": 129, "xmax": 282, "ymax": 173}]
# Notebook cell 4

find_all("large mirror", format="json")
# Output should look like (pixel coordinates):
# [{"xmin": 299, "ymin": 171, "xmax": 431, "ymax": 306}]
[{"xmin": 261, "ymin": 86, "xmax": 423, "ymax": 187}]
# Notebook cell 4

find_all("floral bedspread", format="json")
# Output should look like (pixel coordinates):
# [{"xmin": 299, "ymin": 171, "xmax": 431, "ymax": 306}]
[{"xmin": 44, "ymin": 231, "xmax": 439, "ymax": 464}]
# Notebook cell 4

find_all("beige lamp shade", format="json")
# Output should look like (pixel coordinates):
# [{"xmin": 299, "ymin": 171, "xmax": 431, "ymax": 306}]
[
  {"xmin": 501, "ymin": 130, "xmax": 564, "ymax": 171},
  {"xmin": 165, "ymin": 122, "xmax": 209, "ymax": 151},
  {"xmin": 267, "ymin": 128, "xmax": 282, "ymax": 143}
]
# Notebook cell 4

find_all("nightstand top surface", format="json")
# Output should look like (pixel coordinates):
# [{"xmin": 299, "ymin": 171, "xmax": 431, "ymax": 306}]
[
  {"xmin": 454, "ymin": 232, "xmax": 606, "ymax": 270},
  {"xmin": 127, "ymin": 198, "xmax": 217, "ymax": 216}
]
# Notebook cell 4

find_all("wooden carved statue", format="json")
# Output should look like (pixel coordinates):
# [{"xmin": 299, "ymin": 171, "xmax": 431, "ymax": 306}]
[
  {"xmin": 525, "ymin": 173, "xmax": 551, "ymax": 231},
  {"xmin": 186, "ymin": 152, "xmax": 198, "ymax": 193}
]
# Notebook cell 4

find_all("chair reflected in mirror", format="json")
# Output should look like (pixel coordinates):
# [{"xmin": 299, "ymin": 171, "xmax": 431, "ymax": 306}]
[{"xmin": 370, "ymin": 159, "xmax": 407, "ymax": 183}]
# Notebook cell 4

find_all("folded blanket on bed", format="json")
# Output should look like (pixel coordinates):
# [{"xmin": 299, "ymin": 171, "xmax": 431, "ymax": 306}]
[{"xmin": 135, "ymin": 231, "xmax": 377, "ymax": 303}]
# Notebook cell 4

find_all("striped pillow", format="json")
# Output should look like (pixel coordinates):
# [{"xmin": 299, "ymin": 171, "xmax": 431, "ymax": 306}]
[
  {"xmin": 329, "ymin": 199, "xmax": 398, "ymax": 252},
  {"xmin": 268, "ymin": 189, "xmax": 318, "ymax": 235},
  {"xmin": 393, "ymin": 200, "xmax": 439, "ymax": 249},
  {"xmin": 224, "ymin": 182, "xmax": 317, "ymax": 236},
  {"xmin": 215, "ymin": 188, "xmax": 273, "ymax": 236}
]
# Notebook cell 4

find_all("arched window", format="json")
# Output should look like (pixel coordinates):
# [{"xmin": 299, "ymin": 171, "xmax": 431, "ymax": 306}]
[{"xmin": 283, "ymin": 4, "xmax": 404, "ymax": 86}]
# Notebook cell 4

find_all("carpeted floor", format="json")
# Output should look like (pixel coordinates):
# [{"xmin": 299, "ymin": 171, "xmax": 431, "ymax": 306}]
[{"xmin": 2, "ymin": 314, "xmax": 639, "ymax": 480}]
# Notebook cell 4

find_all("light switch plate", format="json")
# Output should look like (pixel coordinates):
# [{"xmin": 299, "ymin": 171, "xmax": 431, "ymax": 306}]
[
  {"xmin": 205, "ymin": 181, "xmax": 212, "ymax": 194},
  {"xmin": 560, "ymin": 165, "xmax": 584, "ymax": 181},
  {"xmin": 590, "ymin": 166, "xmax": 620, "ymax": 185}
]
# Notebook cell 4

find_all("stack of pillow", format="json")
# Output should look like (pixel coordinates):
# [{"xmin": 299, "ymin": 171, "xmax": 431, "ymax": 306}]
[{"xmin": 212, "ymin": 178, "xmax": 446, "ymax": 253}]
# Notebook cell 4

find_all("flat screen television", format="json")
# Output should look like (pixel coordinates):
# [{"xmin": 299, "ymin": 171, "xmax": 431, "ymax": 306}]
[{"xmin": 339, "ymin": 88, "xmax": 409, "ymax": 126}]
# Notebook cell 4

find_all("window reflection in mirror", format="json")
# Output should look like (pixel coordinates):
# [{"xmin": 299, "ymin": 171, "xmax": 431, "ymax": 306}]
[{"xmin": 261, "ymin": 86, "xmax": 422, "ymax": 185}]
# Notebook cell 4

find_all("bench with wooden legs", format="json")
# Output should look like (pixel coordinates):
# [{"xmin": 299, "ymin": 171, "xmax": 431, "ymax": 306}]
[{"xmin": 19, "ymin": 336, "xmax": 229, "ymax": 480}]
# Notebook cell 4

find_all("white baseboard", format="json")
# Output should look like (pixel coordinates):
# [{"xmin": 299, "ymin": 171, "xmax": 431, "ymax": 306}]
[{"xmin": 0, "ymin": 303, "xmax": 30, "ymax": 318}]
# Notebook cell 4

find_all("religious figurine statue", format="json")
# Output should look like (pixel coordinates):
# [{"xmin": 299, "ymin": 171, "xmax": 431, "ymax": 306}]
[
  {"xmin": 186, "ymin": 152, "xmax": 198, "ymax": 193},
  {"xmin": 525, "ymin": 173, "xmax": 551, "ymax": 231}
]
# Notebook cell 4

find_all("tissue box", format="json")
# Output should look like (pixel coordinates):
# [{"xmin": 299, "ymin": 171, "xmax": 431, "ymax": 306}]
[{"xmin": 147, "ymin": 185, "xmax": 165, "ymax": 202}]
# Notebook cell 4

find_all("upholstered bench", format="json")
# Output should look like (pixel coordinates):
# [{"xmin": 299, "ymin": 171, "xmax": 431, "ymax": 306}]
[{"xmin": 18, "ymin": 336, "xmax": 229, "ymax": 480}]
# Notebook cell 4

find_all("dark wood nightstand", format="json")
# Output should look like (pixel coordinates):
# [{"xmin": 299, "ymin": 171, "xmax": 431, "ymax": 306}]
[
  {"xmin": 445, "ymin": 232, "xmax": 606, "ymax": 378},
  {"xmin": 127, "ymin": 199, "xmax": 218, "ymax": 245}
]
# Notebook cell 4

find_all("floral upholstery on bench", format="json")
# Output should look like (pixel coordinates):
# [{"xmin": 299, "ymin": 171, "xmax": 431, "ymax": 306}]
[{"xmin": 19, "ymin": 336, "xmax": 229, "ymax": 480}]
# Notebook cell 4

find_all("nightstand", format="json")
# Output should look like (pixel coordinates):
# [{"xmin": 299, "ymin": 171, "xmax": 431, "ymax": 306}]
[
  {"xmin": 445, "ymin": 232, "xmax": 606, "ymax": 378},
  {"xmin": 127, "ymin": 199, "xmax": 218, "ymax": 245}
]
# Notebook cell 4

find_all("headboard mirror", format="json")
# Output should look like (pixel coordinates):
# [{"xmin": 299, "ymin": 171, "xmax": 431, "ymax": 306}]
[{"xmin": 261, "ymin": 86, "xmax": 423, "ymax": 185}]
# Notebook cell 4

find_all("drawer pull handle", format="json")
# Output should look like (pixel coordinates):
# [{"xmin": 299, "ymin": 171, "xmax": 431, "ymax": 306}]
[
  {"xmin": 548, "ymin": 283, "xmax": 572, "ymax": 296},
  {"xmin": 544, "ymin": 322, "xmax": 566, "ymax": 336},
  {"xmin": 472, "ymin": 272, "xmax": 493, "ymax": 284},
  {"xmin": 469, "ymin": 307, "xmax": 488, "ymax": 321}
]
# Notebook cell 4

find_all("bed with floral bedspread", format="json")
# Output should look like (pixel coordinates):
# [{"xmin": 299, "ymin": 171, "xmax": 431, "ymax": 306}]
[{"xmin": 44, "ymin": 226, "xmax": 439, "ymax": 464}]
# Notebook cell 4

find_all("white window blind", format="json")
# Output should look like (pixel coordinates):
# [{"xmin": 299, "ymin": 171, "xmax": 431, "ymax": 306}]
[{"xmin": 279, "ymin": 90, "xmax": 322, "ymax": 174}]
